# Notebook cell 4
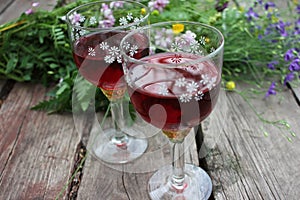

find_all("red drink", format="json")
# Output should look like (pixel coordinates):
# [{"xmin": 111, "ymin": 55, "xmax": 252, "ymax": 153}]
[
  {"xmin": 72, "ymin": 31, "xmax": 148, "ymax": 100},
  {"xmin": 127, "ymin": 52, "xmax": 221, "ymax": 139}
]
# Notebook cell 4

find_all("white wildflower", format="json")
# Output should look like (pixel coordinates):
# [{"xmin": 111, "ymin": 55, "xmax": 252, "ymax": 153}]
[
  {"xmin": 119, "ymin": 17, "xmax": 128, "ymax": 25},
  {"xmin": 127, "ymin": 13, "xmax": 133, "ymax": 21}
]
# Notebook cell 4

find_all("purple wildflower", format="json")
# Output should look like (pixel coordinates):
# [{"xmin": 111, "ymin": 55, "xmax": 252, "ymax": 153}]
[
  {"xmin": 265, "ymin": 82, "xmax": 276, "ymax": 98},
  {"xmin": 264, "ymin": 2, "xmax": 276, "ymax": 11},
  {"xmin": 215, "ymin": 0, "xmax": 229, "ymax": 12},
  {"xmin": 101, "ymin": 3, "xmax": 112, "ymax": 18},
  {"xmin": 71, "ymin": 12, "xmax": 82, "ymax": 25},
  {"xmin": 295, "ymin": 26, "xmax": 300, "ymax": 35},
  {"xmin": 296, "ymin": 5, "xmax": 300, "ymax": 14},
  {"xmin": 297, "ymin": 19, "xmax": 300, "ymax": 26},
  {"xmin": 245, "ymin": 7, "xmax": 259, "ymax": 21},
  {"xmin": 154, "ymin": 28, "xmax": 173, "ymax": 48},
  {"xmin": 264, "ymin": 26, "xmax": 272, "ymax": 35},
  {"xmin": 289, "ymin": 58, "xmax": 300, "ymax": 71},
  {"xmin": 284, "ymin": 48, "xmax": 297, "ymax": 61},
  {"xmin": 275, "ymin": 20, "xmax": 289, "ymax": 37},
  {"xmin": 24, "ymin": 2, "xmax": 39, "ymax": 15},
  {"xmin": 110, "ymin": 1, "xmax": 124, "ymax": 8},
  {"xmin": 99, "ymin": 3, "xmax": 115, "ymax": 28},
  {"xmin": 148, "ymin": 0, "xmax": 170, "ymax": 12},
  {"xmin": 284, "ymin": 72, "xmax": 295, "ymax": 85},
  {"xmin": 32, "ymin": 2, "xmax": 39, "ymax": 7},
  {"xmin": 100, "ymin": 18, "xmax": 115, "ymax": 28},
  {"xmin": 181, "ymin": 30, "xmax": 196, "ymax": 43},
  {"xmin": 295, "ymin": 19, "xmax": 300, "ymax": 35},
  {"xmin": 256, "ymin": 0, "xmax": 263, "ymax": 5},
  {"xmin": 25, "ymin": 8, "xmax": 33, "ymax": 15},
  {"xmin": 267, "ymin": 60, "xmax": 278, "ymax": 70}
]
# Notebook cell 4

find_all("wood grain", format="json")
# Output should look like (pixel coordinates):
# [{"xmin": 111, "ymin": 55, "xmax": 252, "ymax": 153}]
[
  {"xmin": 0, "ymin": 0, "xmax": 14, "ymax": 15},
  {"xmin": 0, "ymin": 83, "xmax": 84, "ymax": 199},
  {"xmin": 202, "ymin": 87, "xmax": 300, "ymax": 199},
  {"xmin": 76, "ymin": 114, "xmax": 200, "ymax": 200},
  {"xmin": 0, "ymin": 0, "xmax": 57, "ymax": 24}
]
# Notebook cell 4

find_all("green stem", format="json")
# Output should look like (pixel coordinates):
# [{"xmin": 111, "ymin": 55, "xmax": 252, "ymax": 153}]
[
  {"xmin": 55, "ymin": 153, "xmax": 87, "ymax": 200},
  {"xmin": 0, "ymin": 69, "xmax": 25, "ymax": 82},
  {"xmin": 235, "ymin": 89, "xmax": 291, "ymax": 137}
]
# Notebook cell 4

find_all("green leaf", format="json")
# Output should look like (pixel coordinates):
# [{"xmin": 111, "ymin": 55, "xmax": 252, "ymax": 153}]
[
  {"xmin": 56, "ymin": 83, "xmax": 70, "ymax": 96},
  {"xmin": 6, "ymin": 54, "xmax": 18, "ymax": 73},
  {"xmin": 73, "ymin": 76, "xmax": 96, "ymax": 112}
]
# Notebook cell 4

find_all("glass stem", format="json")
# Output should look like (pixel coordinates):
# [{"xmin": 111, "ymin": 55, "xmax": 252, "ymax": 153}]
[
  {"xmin": 110, "ymin": 99, "xmax": 128, "ymax": 146},
  {"xmin": 171, "ymin": 140, "xmax": 186, "ymax": 191}
]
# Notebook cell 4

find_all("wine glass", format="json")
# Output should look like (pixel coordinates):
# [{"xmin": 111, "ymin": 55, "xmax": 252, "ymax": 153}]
[
  {"xmin": 120, "ymin": 21, "xmax": 224, "ymax": 199},
  {"xmin": 66, "ymin": 1, "xmax": 149, "ymax": 164}
]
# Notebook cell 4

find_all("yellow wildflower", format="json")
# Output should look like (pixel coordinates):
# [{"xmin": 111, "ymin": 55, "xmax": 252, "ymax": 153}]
[
  {"xmin": 205, "ymin": 37, "xmax": 210, "ymax": 43},
  {"xmin": 141, "ymin": 8, "xmax": 147, "ymax": 15},
  {"xmin": 226, "ymin": 81, "xmax": 236, "ymax": 91},
  {"xmin": 172, "ymin": 24, "xmax": 184, "ymax": 34}
]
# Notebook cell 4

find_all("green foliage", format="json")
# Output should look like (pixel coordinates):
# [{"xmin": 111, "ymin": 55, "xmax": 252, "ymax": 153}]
[
  {"xmin": 1, "ymin": 0, "xmax": 299, "ymax": 113},
  {"xmin": 0, "ymin": 0, "xmax": 108, "ymax": 113}
]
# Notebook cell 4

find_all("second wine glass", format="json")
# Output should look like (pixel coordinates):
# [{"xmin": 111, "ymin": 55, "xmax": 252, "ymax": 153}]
[
  {"xmin": 66, "ymin": 1, "xmax": 149, "ymax": 164},
  {"xmin": 121, "ymin": 21, "xmax": 224, "ymax": 199}
]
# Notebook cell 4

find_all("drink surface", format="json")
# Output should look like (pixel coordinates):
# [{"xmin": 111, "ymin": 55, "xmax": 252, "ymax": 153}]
[
  {"xmin": 73, "ymin": 31, "xmax": 125, "ymax": 91},
  {"xmin": 127, "ymin": 52, "xmax": 221, "ymax": 132},
  {"xmin": 72, "ymin": 31, "xmax": 148, "ymax": 100}
]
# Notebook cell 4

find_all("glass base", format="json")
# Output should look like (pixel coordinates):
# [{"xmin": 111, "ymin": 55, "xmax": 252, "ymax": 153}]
[
  {"xmin": 92, "ymin": 128, "xmax": 148, "ymax": 164},
  {"xmin": 148, "ymin": 164, "xmax": 212, "ymax": 200}
]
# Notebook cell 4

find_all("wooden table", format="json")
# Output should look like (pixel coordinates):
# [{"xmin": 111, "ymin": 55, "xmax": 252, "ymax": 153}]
[{"xmin": 1, "ymin": 1, "xmax": 300, "ymax": 200}]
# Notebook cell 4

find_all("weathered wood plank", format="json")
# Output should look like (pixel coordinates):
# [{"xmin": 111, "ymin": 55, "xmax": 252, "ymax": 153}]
[
  {"xmin": 0, "ymin": 0, "xmax": 14, "ymax": 15},
  {"xmin": 76, "ymin": 114, "xmax": 200, "ymax": 199},
  {"xmin": 0, "ymin": 83, "xmax": 84, "ymax": 199},
  {"xmin": 203, "ymin": 86, "xmax": 300, "ymax": 199},
  {"xmin": 0, "ymin": 0, "xmax": 57, "ymax": 24}
]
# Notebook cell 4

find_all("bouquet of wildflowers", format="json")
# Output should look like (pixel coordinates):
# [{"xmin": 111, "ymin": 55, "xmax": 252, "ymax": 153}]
[
  {"xmin": 242, "ymin": 0, "xmax": 300, "ymax": 97},
  {"xmin": 0, "ymin": 0, "xmax": 299, "ymax": 113}
]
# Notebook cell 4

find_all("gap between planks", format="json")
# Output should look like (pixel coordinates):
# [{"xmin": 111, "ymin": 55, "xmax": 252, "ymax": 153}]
[
  {"xmin": 287, "ymin": 83, "xmax": 300, "ymax": 106},
  {"xmin": 74, "ymin": 113, "xmax": 200, "ymax": 200}
]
